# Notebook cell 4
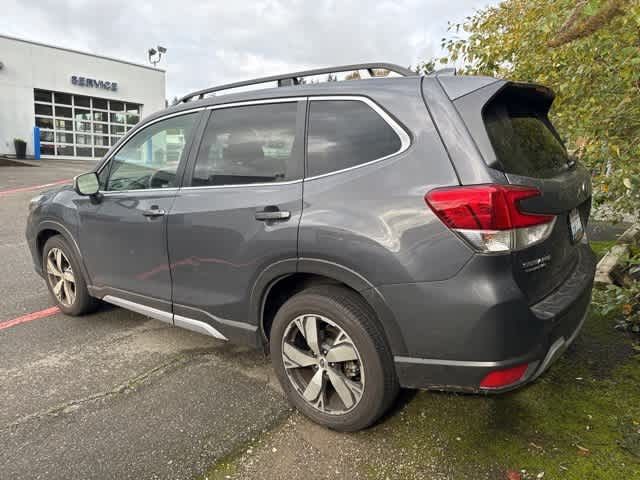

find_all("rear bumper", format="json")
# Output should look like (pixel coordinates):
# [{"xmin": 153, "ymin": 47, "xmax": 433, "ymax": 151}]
[{"xmin": 388, "ymin": 243, "xmax": 595, "ymax": 392}]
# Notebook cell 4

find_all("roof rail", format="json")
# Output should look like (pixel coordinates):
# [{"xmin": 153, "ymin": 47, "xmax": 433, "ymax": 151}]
[
  {"xmin": 427, "ymin": 67, "xmax": 457, "ymax": 77},
  {"xmin": 178, "ymin": 62, "xmax": 417, "ymax": 103}
]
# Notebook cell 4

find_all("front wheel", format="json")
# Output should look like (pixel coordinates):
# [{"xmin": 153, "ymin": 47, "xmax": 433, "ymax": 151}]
[
  {"xmin": 270, "ymin": 285, "xmax": 398, "ymax": 431},
  {"xmin": 42, "ymin": 235, "xmax": 99, "ymax": 316}
]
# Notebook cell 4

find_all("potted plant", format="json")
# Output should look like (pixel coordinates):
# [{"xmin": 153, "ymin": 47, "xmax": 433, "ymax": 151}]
[{"xmin": 14, "ymin": 138, "xmax": 27, "ymax": 159}]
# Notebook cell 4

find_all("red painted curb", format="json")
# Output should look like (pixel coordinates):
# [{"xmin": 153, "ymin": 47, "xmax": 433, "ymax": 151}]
[
  {"xmin": 0, "ymin": 306, "xmax": 60, "ymax": 331},
  {"xmin": 0, "ymin": 179, "xmax": 71, "ymax": 197}
]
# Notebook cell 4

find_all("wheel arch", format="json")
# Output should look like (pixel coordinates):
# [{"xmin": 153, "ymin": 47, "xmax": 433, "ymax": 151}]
[
  {"xmin": 36, "ymin": 220, "xmax": 93, "ymax": 286},
  {"xmin": 253, "ymin": 258, "xmax": 407, "ymax": 355}
]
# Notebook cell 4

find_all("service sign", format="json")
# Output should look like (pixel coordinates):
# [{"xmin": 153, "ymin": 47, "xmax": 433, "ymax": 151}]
[{"xmin": 71, "ymin": 75, "xmax": 118, "ymax": 92}]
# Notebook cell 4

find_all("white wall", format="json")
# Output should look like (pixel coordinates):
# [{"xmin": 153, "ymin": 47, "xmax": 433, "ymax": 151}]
[{"xmin": 0, "ymin": 35, "xmax": 166, "ymax": 157}]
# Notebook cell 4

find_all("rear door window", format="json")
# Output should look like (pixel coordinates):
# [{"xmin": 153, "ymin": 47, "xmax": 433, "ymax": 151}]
[
  {"xmin": 483, "ymin": 92, "xmax": 570, "ymax": 178},
  {"xmin": 191, "ymin": 102, "xmax": 301, "ymax": 186},
  {"xmin": 306, "ymin": 100, "xmax": 402, "ymax": 177}
]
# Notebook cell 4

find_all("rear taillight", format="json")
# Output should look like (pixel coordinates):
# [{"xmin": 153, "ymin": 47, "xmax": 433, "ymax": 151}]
[
  {"xmin": 425, "ymin": 184, "xmax": 555, "ymax": 253},
  {"xmin": 479, "ymin": 363, "xmax": 529, "ymax": 389}
]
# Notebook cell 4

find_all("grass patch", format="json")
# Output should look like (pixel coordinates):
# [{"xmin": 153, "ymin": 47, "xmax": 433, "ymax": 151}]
[
  {"xmin": 590, "ymin": 240, "xmax": 616, "ymax": 260},
  {"xmin": 361, "ymin": 310, "xmax": 640, "ymax": 479}
]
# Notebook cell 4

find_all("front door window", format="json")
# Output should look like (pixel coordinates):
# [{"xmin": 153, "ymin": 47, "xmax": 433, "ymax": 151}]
[{"xmin": 103, "ymin": 112, "xmax": 199, "ymax": 191}]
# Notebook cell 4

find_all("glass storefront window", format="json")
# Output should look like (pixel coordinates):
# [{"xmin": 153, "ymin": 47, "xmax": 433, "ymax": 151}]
[
  {"xmin": 76, "ymin": 147, "xmax": 93, "ymax": 157},
  {"xmin": 40, "ymin": 130, "xmax": 55, "ymax": 142},
  {"xmin": 94, "ymin": 135, "xmax": 110, "ymax": 146},
  {"xmin": 110, "ymin": 112, "xmax": 126, "ymax": 124},
  {"xmin": 36, "ymin": 117, "xmax": 54, "ymax": 129},
  {"xmin": 33, "ymin": 89, "xmax": 142, "ymax": 159},
  {"xmin": 111, "ymin": 124, "xmax": 125, "ymax": 135},
  {"xmin": 34, "ymin": 89, "xmax": 52, "ymax": 102},
  {"xmin": 56, "ymin": 132, "xmax": 74, "ymax": 144},
  {"xmin": 55, "ymin": 119, "xmax": 74, "ymax": 131},
  {"xmin": 76, "ymin": 121, "xmax": 92, "ymax": 132},
  {"xmin": 93, "ymin": 111, "xmax": 108, "ymax": 122},
  {"xmin": 75, "ymin": 96, "xmax": 91, "ymax": 108},
  {"xmin": 55, "ymin": 106, "xmax": 72, "ymax": 118},
  {"xmin": 55, "ymin": 92, "xmax": 72, "ymax": 105},
  {"xmin": 93, "ymin": 98, "xmax": 108, "ymax": 110},
  {"xmin": 40, "ymin": 144, "xmax": 55, "ymax": 155},
  {"xmin": 93, "ymin": 123, "xmax": 109, "ymax": 133},
  {"xmin": 35, "ymin": 104, "xmax": 53, "ymax": 116},
  {"xmin": 74, "ymin": 109, "xmax": 91, "ymax": 121},
  {"xmin": 57, "ymin": 145, "xmax": 74, "ymax": 156},
  {"xmin": 76, "ymin": 134, "xmax": 92, "ymax": 145}
]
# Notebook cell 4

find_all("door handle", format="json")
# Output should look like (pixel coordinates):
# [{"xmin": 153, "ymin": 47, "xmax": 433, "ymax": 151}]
[
  {"xmin": 142, "ymin": 207, "xmax": 166, "ymax": 217},
  {"xmin": 255, "ymin": 209, "xmax": 291, "ymax": 221}
]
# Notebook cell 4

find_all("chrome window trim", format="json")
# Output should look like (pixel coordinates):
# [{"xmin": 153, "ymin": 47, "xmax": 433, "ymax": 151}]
[
  {"xmin": 181, "ymin": 179, "xmax": 302, "ymax": 191},
  {"xmin": 96, "ymin": 95, "xmax": 411, "ymax": 191},
  {"xmin": 100, "ymin": 187, "xmax": 179, "ymax": 196},
  {"xmin": 205, "ymin": 97, "xmax": 306, "ymax": 110},
  {"xmin": 304, "ymin": 95, "xmax": 411, "ymax": 181}
]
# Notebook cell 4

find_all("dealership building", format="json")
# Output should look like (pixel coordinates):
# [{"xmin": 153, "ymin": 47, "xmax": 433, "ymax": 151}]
[{"xmin": 0, "ymin": 34, "xmax": 166, "ymax": 160}]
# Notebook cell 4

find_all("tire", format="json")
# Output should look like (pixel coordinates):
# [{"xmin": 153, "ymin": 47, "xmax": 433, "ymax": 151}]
[
  {"xmin": 270, "ymin": 285, "xmax": 399, "ymax": 431},
  {"xmin": 42, "ymin": 235, "xmax": 99, "ymax": 316}
]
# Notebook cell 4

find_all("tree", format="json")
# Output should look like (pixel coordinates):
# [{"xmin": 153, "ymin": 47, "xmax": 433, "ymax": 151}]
[{"xmin": 438, "ymin": 0, "xmax": 640, "ymax": 219}]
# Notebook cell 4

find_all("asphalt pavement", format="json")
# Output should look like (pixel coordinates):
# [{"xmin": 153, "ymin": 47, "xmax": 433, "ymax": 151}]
[{"xmin": 0, "ymin": 160, "xmax": 289, "ymax": 479}]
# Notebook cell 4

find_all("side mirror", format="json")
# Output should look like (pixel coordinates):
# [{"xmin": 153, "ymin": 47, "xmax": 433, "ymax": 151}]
[{"xmin": 73, "ymin": 172, "xmax": 100, "ymax": 196}]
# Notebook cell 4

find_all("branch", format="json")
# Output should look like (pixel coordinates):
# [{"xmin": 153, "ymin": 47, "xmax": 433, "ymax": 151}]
[{"xmin": 548, "ymin": 0, "xmax": 626, "ymax": 47}]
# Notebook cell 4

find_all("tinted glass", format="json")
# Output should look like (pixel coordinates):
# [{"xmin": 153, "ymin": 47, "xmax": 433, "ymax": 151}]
[
  {"xmin": 54, "ymin": 92, "xmax": 72, "ymax": 105},
  {"xmin": 484, "ymin": 91, "xmax": 570, "ymax": 178},
  {"xmin": 34, "ymin": 89, "xmax": 51, "ymax": 102},
  {"xmin": 93, "ymin": 98, "xmax": 108, "ymax": 110},
  {"xmin": 35, "ymin": 117, "xmax": 53, "ymax": 129},
  {"xmin": 35, "ymin": 104, "xmax": 53, "ymax": 116},
  {"xmin": 307, "ymin": 100, "xmax": 402, "ymax": 177},
  {"xmin": 192, "ymin": 103, "xmax": 300, "ymax": 186},
  {"xmin": 75, "ymin": 96, "xmax": 91, "ymax": 108},
  {"xmin": 55, "ymin": 106, "xmax": 72, "ymax": 118},
  {"xmin": 106, "ymin": 113, "xmax": 198, "ymax": 191}
]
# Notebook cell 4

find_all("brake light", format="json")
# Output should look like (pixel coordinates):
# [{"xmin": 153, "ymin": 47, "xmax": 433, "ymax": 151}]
[
  {"xmin": 479, "ymin": 363, "xmax": 529, "ymax": 389},
  {"xmin": 425, "ymin": 185, "xmax": 555, "ymax": 253}
]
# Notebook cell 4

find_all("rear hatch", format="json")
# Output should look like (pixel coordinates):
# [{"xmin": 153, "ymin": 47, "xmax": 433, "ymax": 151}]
[
  {"xmin": 481, "ymin": 84, "xmax": 591, "ymax": 303},
  {"xmin": 434, "ymin": 80, "xmax": 593, "ymax": 304}
]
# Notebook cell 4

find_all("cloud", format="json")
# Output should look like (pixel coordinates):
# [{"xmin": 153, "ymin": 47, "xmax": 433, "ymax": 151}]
[{"xmin": 1, "ymin": 0, "xmax": 492, "ymax": 99}]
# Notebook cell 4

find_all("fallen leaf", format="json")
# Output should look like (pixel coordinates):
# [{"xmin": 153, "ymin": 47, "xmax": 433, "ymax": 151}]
[
  {"xmin": 506, "ymin": 470, "xmax": 521, "ymax": 480},
  {"xmin": 576, "ymin": 444, "xmax": 591, "ymax": 456}
]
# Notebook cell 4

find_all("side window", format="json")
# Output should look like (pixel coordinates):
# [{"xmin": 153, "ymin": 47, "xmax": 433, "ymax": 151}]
[
  {"xmin": 307, "ymin": 100, "xmax": 402, "ymax": 177},
  {"xmin": 105, "ymin": 112, "xmax": 198, "ymax": 191},
  {"xmin": 191, "ymin": 103, "xmax": 300, "ymax": 186}
]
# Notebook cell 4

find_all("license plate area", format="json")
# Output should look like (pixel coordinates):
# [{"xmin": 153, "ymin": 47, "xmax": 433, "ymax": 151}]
[{"xmin": 569, "ymin": 208, "xmax": 583, "ymax": 243}]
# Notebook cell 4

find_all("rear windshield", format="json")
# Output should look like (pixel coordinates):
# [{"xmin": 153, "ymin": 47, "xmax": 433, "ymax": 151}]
[{"xmin": 483, "ymin": 88, "xmax": 570, "ymax": 178}]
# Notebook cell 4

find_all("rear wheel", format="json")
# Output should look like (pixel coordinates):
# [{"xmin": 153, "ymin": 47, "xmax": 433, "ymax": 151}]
[
  {"xmin": 42, "ymin": 235, "xmax": 98, "ymax": 315},
  {"xmin": 270, "ymin": 285, "xmax": 398, "ymax": 431}
]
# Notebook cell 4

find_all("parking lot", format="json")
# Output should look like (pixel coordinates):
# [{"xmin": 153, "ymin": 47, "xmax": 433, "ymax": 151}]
[
  {"xmin": 2, "ymin": 160, "xmax": 638, "ymax": 480},
  {"xmin": 0, "ymin": 160, "xmax": 291, "ymax": 479}
]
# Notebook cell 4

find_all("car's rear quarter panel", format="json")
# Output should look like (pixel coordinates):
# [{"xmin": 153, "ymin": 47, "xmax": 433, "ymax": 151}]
[{"xmin": 298, "ymin": 80, "xmax": 471, "ymax": 287}]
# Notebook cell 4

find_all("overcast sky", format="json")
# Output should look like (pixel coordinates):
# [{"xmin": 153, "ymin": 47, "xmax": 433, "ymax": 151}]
[{"xmin": 2, "ymin": 0, "xmax": 494, "ymax": 99}]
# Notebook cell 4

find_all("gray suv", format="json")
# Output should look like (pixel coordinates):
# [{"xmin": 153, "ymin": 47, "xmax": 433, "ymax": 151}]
[{"xmin": 26, "ymin": 63, "xmax": 595, "ymax": 431}]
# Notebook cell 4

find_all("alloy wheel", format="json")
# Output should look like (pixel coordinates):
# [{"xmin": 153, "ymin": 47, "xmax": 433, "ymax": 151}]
[
  {"xmin": 282, "ymin": 314, "xmax": 365, "ymax": 415},
  {"xmin": 46, "ymin": 247, "xmax": 76, "ymax": 307}
]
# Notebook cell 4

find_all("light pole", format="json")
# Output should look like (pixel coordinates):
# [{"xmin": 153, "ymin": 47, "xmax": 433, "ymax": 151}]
[{"xmin": 148, "ymin": 46, "xmax": 167, "ymax": 67}]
